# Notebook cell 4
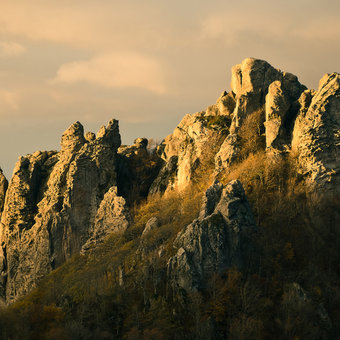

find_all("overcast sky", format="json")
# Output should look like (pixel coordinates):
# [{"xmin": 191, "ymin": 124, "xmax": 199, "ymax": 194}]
[{"xmin": 0, "ymin": 0, "xmax": 339, "ymax": 177}]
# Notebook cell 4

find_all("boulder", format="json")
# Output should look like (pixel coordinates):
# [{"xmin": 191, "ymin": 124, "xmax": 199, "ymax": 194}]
[{"xmin": 205, "ymin": 91, "xmax": 236, "ymax": 116}]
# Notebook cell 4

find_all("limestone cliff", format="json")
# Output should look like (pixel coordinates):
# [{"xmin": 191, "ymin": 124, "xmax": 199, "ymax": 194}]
[
  {"xmin": 167, "ymin": 180, "xmax": 256, "ymax": 294},
  {"xmin": 0, "ymin": 119, "xmax": 128, "ymax": 303},
  {"xmin": 292, "ymin": 73, "xmax": 340, "ymax": 192},
  {"xmin": 150, "ymin": 112, "xmax": 231, "ymax": 194},
  {"xmin": 153, "ymin": 58, "xmax": 339, "ymax": 195}
]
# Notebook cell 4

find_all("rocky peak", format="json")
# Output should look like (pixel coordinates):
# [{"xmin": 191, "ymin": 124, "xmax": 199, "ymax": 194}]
[
  {"xmin": 230, "ymin": 57, "xmax": 305, "ymax": 135},
  {"xmin": 96, "ymin": 119, "xmax": 121, "ymax": 150},
  {"xmin": 150, "ymin": 58, "xmax": 338, "ymax": 195},
  {"xmin": 61, "ymin": 121, "xmax": 86, "ymax": 152},
  {"xmin": 85, "ymin": 131, "xmax": 96, "ymax": 142},
  {"xmin": 231, "ymin": 57, "xmax": 281, "ymax": 96}
]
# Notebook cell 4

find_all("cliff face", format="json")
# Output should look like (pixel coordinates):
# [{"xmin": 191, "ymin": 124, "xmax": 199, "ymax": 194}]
[
  {"xmin": 0, "ymin": 120, "xmax": 127, "ymax": 303},
  {"xmin": 292, "ymin": 73, "xmax": 340, "ymax": 191},
  {"xmin": 150, "ymin": 111, "xmax": 231, "ymax": 194}
]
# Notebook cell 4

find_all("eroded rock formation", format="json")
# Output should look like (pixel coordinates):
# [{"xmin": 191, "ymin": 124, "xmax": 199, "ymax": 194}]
[
  {"xmin": 150, "ymin": 112, "xmax": 230, "ymax": 194},
  {"xmin": 0, "ymin": 119, "xmax": 126, "ymax": 303},
  {"xmin": 81, "ymin": 186, "xmax": 130, "ymax": 254},
  {"xmin": 167, "ymin": 180, "xmax": 256, "ymax": 294},
  {"xmin": 153, "ymin": 58, "xmax": 339, "ymax": 195},
  {"xmin": 292, "ymin": 73, "xmax": 340, "ymax": 192}
]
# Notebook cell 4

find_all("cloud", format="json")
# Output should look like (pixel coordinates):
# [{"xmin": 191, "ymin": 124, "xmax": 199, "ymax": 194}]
[
  {"xmin": 0, "ymin": 41, "xmax": 25, "ymax": 57},
  {"xmin": 199, "ymin": 10, "xmax": 292, "ymax": 45},
  {"xmin": 0, "ymin": 90, "xmax": 19, "ymax": 112},
  {"xmin": 293, "ymin": 17, "xmax": 340, "ymax": 43},
  {"xmin": 51, "ymin": 53, "xmax": 168, "ymax": 94},
  {"xmin": 0, "ymin": 1, "xmax": 167, "ymax": 51}
]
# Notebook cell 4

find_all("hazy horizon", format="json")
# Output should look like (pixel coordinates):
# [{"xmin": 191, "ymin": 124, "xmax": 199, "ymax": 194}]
[{"xmin": 1, "ymin": 0, "xmax": 339, "ymax": 178}]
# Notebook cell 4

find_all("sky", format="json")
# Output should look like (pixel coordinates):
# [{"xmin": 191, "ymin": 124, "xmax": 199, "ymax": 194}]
[{"xmin": 0, "ymin": 0, "xmax": 339, "ymax": 178}]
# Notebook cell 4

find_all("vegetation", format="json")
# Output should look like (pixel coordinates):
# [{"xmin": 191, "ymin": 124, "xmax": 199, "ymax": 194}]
[
  {"xmin": 197, "ymin": 115, "xmax": 231, "ymax": 133},
  {"xmin": 0, "ymin": 110, "xmax": 339, "ymax": 339}
]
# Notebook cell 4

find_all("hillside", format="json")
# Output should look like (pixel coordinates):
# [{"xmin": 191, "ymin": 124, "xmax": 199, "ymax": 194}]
[{"xmin": 0, "ymin": 58, "xmax": 339, "ymax": 339}]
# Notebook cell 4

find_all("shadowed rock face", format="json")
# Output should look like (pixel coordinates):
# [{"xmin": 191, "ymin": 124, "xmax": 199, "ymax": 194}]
[
  {"xmin": 0, "ymin": 169, "xmax": 8, "ymax": 216},
  {"xmin": 117, "ymin": 138, "xmax": 163, "ymax": 203},
  {"xmin": 167, "ymin": 180, "xmax": 256, "ymax": 294},
  {"xmin": 0, "ymin": 119, "xmax": 126, "ymax": 303}
]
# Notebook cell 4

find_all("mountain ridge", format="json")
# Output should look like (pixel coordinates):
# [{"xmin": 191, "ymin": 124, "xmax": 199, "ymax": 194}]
[
  {"xmin": 0, "ymin": 57, "xmax": 339, "ymax": 339},
  {"xmin": 0, "ymin": 57, "xmax": 339, "ymax": 304}
]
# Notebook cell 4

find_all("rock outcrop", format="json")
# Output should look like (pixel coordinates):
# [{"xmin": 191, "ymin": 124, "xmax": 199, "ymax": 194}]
[
  {"xmin": 205, "ymin": 91, "xmax": 236, "ymax": 116},
  {"xmin": 150, "ymin": 112, "xmax": 230, "ymax": 194},
  {"xmin": 0, "ymin": 119, "xmax": 127, "ymax": 303},
  {"xmin": 230, "ymin": 58, "xmax": 305, "ymax": 137},
  {"xmin": 167, "ymin": 180, "xmax": 256, "ymax": 294},
  {"xmin": 153, "ymin": 58, "xmax": 308, "ymax": 191},
  {"xmin": 81, "ymin": 186, "xmax": 130, "ymax": 253},
  {"xmin": 222, "ymin": 58, "xmax": 339, "ymax": 194},
  {"xmin": 141, "ymin": 217, "xmax": 160, "ymax": 238},
  {"xmin": 292, "ymin": 73, "xmax": 340, "ymax": 192}
]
